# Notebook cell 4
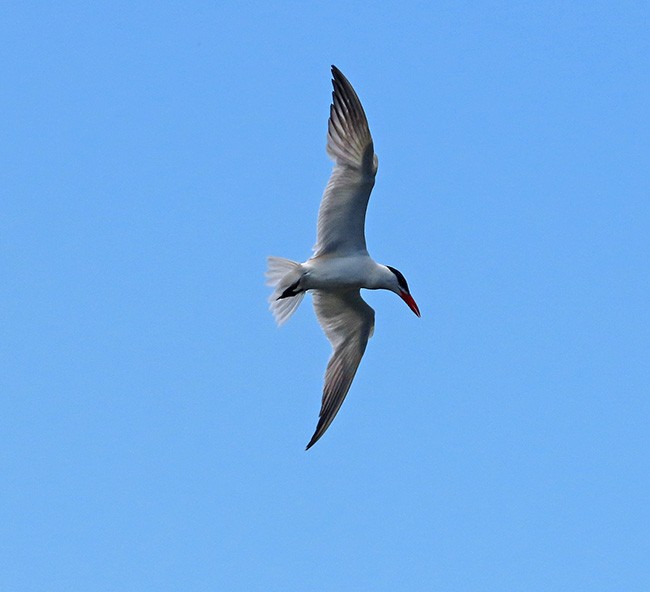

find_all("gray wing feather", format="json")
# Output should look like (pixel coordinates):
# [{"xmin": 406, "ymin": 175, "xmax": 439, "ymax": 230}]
[
  {"xmin": 306, "ymin": 290, "xmax": 375, "ymax": 449},
  {"xmin": 313, "ymin": 66, "xmax": 378, "ymax": 257}
]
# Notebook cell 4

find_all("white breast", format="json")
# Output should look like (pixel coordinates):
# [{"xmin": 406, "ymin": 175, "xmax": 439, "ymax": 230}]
[{"xmin": 302, "ymin": 255, "xmax": 380, "ymax": 291}]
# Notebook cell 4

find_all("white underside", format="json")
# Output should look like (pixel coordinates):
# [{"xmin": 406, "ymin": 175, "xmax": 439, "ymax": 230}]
[{"xmin": 300, "ymin": 254, "xmax": 384, "ymax": 291}]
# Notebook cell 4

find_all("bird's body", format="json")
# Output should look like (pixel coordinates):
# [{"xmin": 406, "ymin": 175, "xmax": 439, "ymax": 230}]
[
  {"xmin": 293, "ymin": 255, "xmax": 389, "ymax": 291},
  {"xmin": 267, "ymin": 66, "xmax": 420, "ymax": 449}
]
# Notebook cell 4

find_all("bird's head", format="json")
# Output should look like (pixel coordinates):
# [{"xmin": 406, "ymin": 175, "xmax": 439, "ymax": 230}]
[{"xmin": 384, "ymin": 265, "xmax": 420, "ymax": 317}]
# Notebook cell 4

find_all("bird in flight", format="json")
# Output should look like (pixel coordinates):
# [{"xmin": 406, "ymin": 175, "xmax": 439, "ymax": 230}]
[{"xmin": 267, "ymin": 66, "xmax": 420, "ymax": 449}]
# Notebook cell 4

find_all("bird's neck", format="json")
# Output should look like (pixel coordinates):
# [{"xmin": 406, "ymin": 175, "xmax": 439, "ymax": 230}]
[{"xmin": 367, "ymin": 263, "xmax": 394, "ymax": 290}]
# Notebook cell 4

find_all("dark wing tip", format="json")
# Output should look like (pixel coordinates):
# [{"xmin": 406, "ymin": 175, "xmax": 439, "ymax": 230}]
[
  {"xmin": 331, "ymin": 65, "xmax": 347, "ymax": 85},
  {"xmin": 305, "ymin": 389, "xmax": 342, "ymax": 450},
  {"xmin": 305, "ymin": 434, "xmax": 319, "ymax": 451},
  {"xmin": 305, "ymin": 421, "xmax": 326, "ymax": 450},
  {"xmin": 326, "ymin": 65, "xmax": 375, "ymax": 173},
  {"xmin": 330, "ymin": 65, "xmax": 350, "ymax": 90}
]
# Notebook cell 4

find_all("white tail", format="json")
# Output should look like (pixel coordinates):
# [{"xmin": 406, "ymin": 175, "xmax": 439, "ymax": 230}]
[{"xmin": 266, "ymin": 256, "xmax": 305, "ymax": 326}]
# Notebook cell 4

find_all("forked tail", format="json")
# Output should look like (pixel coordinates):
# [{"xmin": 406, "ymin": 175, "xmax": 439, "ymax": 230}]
[{"xmin": 266, "ymin": 256, "xmax": 305, "ymax": 326}]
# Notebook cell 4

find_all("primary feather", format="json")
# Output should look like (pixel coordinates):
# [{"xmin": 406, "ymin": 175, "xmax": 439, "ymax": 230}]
[
  {"xmin": 313, "ymin": 66, "xmax": 378, "ymax": 257},
  {"xmin": 306, "ymin": 290, "xmax": 375, "ymax": 449}
]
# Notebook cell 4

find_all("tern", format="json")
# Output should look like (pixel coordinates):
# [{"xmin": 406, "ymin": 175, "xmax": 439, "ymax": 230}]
[{"xmin": 267, "ymin": 66, "xmax": 420, "ymax": 449}]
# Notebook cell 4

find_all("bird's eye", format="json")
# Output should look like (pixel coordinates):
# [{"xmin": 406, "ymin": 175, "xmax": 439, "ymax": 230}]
[{"xmin": 386, "ymin": 265, "xmax": 409, "ymax": 292}]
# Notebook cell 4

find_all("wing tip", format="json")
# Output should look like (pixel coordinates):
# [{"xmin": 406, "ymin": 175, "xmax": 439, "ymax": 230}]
[
  {"xmin": 305, "ymin": 411, "xmax": 332, "ymax": 450},
  {"xmin": 305, "ymin": 428, "xmax": 324, "ymax": 451},
  {"xmin": 330, "ymin": 65, "xmax": 351, "ymax": 91},
  {"xmin": 331, "ymin": 64, "xmax": 344, "ymax": 81}
]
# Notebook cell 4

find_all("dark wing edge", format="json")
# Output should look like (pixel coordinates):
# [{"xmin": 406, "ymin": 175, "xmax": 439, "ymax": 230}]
[
  {"xmin": 306, "ymin": 290, "xmax": 375, "ymax": 450},
  {"xmin": 326, "ymin": 65, "xmax": 377, "ymax": 178}
]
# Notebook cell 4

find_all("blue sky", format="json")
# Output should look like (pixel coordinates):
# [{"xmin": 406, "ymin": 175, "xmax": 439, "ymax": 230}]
[{"xmin": 2, "ymin": 2, "xmax": 649, "ymax": 590}]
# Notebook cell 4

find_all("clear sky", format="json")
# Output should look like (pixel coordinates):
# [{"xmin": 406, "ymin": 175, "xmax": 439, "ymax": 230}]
[{"xmin": 2, "ymin": 2, "xmax": 649, "ymax": 591}]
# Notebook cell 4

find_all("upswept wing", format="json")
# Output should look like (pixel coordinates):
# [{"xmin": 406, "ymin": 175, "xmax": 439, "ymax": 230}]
[
  {"xmin": 313, "ymin": 66, "xmax": 378, "ymax": 257},
  {"xmin": 306, "ymin": 290, "xmax": 375, "ymax": 449}
]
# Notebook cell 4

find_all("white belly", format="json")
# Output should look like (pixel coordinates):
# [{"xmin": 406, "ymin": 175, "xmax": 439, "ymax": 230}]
[{"xmin": 302, "ymin": 255, "xmax": 378, "ymax": 291}]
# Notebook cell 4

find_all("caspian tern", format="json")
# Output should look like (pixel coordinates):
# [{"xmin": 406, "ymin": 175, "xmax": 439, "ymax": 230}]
[{"xmin": 267, "ymin": 65, "xmax": 420, "ymax": 449}]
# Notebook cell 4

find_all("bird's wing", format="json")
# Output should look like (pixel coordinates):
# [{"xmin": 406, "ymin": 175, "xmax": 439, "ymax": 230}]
[
  {"xmin": 306, "ymin": 290, "xmax": 375, "ymax": 449},
  {"xmin": 313, "ymin": 66, "xmax": 378, "ymax": 257}
]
